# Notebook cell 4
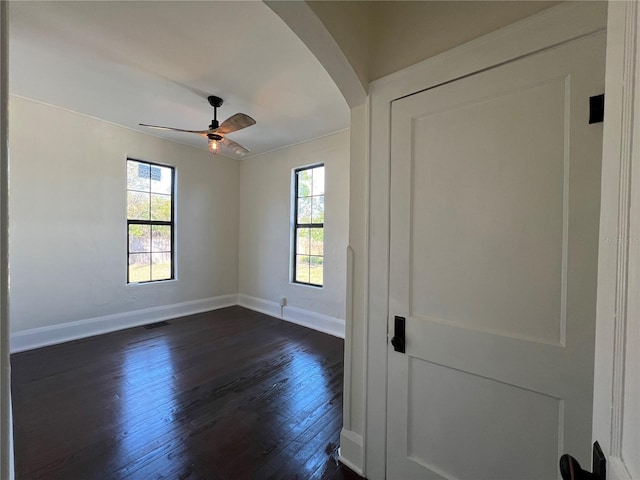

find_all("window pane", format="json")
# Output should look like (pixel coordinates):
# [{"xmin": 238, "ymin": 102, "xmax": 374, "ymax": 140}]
[
  {"xmin": 296, "ymin": 255, "xmax": 310, "ymax": 283},
  {"xmin": 127, "ymin": 191, "xmax": 150, "ymax": 220},
  {"xmin": 150, "ymin": 194, "xmax": 171, "ymax": 221},
  {"xmin": 150, "ymin": 165, "xmax": 172, "ymax": 194},
  {"xmin": 297, "ymin": 197, "xmax": 312, "ymax": 224},
  {"xmin": 151, "ymin": 253, "xmax": 171, "ymax": 281},
  {"xmin": 129, "ymin": 224, "xmax": 150, "ymax": 253},
  {"xmin": 152, "ymin": 225, "xmax": 171, "ymax": 252},
  {"xmin": 296, "ymin": 228, "xmax": 310, "ymax": 255},
  {"xmin": 129, "ymin": 253, "xmax": 151, "ymax": 282},
  {"xmin": 311, "ymin": 196, "xmax": 324, "ymax": 224},
  {"xmin": 310, "ymin": 228, "xmax": 323, "ymax": 255},
  {"xmin": 312, "ymin": 166, "xmax": 325, "ymax": 196},
  {"xmin": 127, "ymin": 160, "xmax": 151, "ymax": 192},
  {"xmin": 309, "ymin": 255, "xmax": 323, "ymax": 285},
  {"xmin": 297, "ymin": 169, "xmax": 312, "ymax": 198}
]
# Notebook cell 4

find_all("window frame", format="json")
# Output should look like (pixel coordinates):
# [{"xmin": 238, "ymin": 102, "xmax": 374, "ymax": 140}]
[
  {"xmin": 126, "ymin": 158, "xmax": 175, "ymax": 284},
  {"xmin": 292, "ymin": 163, "xmax": 324, "ymax": 287}
]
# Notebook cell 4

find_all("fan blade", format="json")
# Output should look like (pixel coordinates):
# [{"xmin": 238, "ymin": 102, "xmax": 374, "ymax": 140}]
[
  {"xmin": 215, "ymin": 113, "xmax": 256, "ymax": 135},
  {"xmin": 139, "ymin": 124, "xmax": 209, "ymax": 136},
  {"xmin": 221, "ymin": 136, "xmax": 250, "ymax": 156}
]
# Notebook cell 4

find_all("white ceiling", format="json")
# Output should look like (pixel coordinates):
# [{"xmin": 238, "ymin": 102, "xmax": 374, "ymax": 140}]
[{"xmin": 8, "ymin": 1, "xmax": 350, "ymax": 159}]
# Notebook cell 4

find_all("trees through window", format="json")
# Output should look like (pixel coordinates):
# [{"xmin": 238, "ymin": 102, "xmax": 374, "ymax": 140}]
[
  {"xmin": 293, "ymin": 164, "xmax": 324, "ymax": 286},
  {"xmin": 126, "ymin": 159, "xmax": 174, "ymax": 283}
]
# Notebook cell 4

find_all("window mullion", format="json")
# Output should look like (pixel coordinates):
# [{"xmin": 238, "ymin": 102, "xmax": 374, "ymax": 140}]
[
  {"xmin": 127, "ymin": 219, "xmax": 172, "ymax": 225},
  {"xmin": 295, "ymin": 223, "xmax": 323, "ymax": 229}
]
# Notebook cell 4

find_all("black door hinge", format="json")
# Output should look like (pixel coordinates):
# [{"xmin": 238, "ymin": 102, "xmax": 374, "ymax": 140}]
[{"xmin": 589, "ymin": 94, "xmax": 605, "ymax": 124}]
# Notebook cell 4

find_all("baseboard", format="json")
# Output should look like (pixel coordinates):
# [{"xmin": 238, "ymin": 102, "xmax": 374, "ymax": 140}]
[
  {"xmin": 10, "ymin": 294, "xmax": 238, "ymax": 353},
  {"xmin": 339, "ymin": 428, "xmax": 365, "ymax": 476},
  {"xmin": 11, "ymin": 293, "xmax": 345, "ymax": 351},
  {"xmin": 237, "ymin": 294, "xmax": 345, "ymax": 338}
]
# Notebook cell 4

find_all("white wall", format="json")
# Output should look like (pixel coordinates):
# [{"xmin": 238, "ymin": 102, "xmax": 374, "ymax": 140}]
[
  {"xmin": 238, "ymin": 131, "xmax": 349, "ymax": 336},
  {"xmin": 300, "ymin": 1, "xmax": 558, "ymax": 83},
  {"xmin": 9, "ymin": 96, "xmax": 240, "ymax": 341},
  {"xmin": 366, "ymin": 1, "xmax": 558, "ymax": 81}
]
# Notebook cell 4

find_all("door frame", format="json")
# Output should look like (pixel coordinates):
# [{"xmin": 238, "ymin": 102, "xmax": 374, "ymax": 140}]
[
  {"xmin": 365, "ymin": 3, "xmax": 608, "ymax": 479},
  {"xmin": 0, "ymin": 2, "xmax": 11, "ymax": 479},
  {"xmin": 592, "ymin": 3, "xmax": 639, "ymax": 480}
]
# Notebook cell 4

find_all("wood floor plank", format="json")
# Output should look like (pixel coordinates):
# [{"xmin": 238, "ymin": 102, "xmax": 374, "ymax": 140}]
[{"xmin": 12, "ymin": 306, "xmax": 364, "ymax": 480}]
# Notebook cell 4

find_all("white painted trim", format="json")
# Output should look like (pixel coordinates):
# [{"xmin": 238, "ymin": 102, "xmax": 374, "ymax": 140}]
[
  {"xmin": 0, "ymin": 1, "xmax": 12, "ymax": 478},
  {"xmin": 341, "ymin": 102, "xmax": 371, "ymax": 477},
  {"xmin": 353, "ymin": 101, "xmax": 371, "ymax": 478},
  {"xmin": 10, "ymin": 295, "xmax": 238, "ymax": 353},
  {"xmin": 237, "ymin": 294, "xmax": 345, "ymax": 339},
  {"xmin": 343, "ymin": 246, "xmax": 354, "ymax": 429},
  {"xmin": 593, "ymin": 3, "xmax": 640, "ymax": 479},
  {"xmin": 609, "ymin": 458, "xmax": 634, "ymax": 480},
  {"xmin": 339, "ymin": 428, "xmax": 365, "ymax": 476},
  {"xmin": 366, "ymin": 3, "xmax": 607, "ymax": 479}
]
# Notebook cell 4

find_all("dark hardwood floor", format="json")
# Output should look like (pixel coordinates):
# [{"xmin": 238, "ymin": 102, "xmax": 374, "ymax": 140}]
[{"xmin": 11, "ymin": 306, "xmax": 363, "ymax": 480}]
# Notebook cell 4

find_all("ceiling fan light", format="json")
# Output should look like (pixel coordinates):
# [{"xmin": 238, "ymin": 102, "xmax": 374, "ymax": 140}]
[{"xmin": 208, "ymin": 138, "xmax": 220, "ymax": 154}]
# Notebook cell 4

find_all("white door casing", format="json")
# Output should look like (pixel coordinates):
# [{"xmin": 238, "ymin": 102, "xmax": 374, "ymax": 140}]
[
  {"xmin": 387, "ymin": 32, "xmax": 605, "ymax": 480},
  {"xmin": 592, "ymin": 3, "xmax": 640, "ymax": 480},
  {"xmin": 0, "ymin": 1, "xmax": 11, "ymax": 478}
]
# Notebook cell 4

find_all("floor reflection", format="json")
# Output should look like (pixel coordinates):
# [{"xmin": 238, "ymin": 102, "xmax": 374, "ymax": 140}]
[
  {"xmin": 285, "ymin": 347, "xmax": 332, "ymax": 413},
  {"xmin": 116, "ymin": 336, "xmax": 176, "ymax": 474},
  {"xmin": 274, "ymin": 344, "xmax": 341, "ymax": 477}
]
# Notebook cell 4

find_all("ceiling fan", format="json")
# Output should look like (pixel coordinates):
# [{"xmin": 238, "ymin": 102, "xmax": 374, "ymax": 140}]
[{"xmin": 140, "ymin": 95, "xmax": 256, "ymax": 156}]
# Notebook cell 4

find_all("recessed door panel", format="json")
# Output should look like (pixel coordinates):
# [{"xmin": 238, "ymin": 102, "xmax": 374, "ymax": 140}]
[
  {"xmin": 408, "ymin": 359, "xmax": 560, "ymax": 480},
  {"xmin": 411, "ymin": 77, "xmax": 567, "ymax": 344}
]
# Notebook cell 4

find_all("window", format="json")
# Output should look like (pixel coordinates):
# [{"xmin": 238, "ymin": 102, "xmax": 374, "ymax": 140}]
[
  {"xmin": 293, "ymin": 164, "xmax": 324, "ymax": 286},
  {"xmin": 126, "ymin": 159, "xmax": 174, "ymax": 283}
]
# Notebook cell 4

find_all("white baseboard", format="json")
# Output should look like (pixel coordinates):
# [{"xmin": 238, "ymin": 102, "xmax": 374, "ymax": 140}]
[
  {"xmin": 237, "ymin": 294, "xmax": 345, "ymax": 338},
  {"xmin": 10, "ymin": 294, "xmax": 238, "ymax": 353},
  {"xmin": 339, "ymin": 428, "xmax": 365, "ymax": 476},
  {"xmin": 11, "ymin": 293, "xmax": 345, "ymax": 352}
]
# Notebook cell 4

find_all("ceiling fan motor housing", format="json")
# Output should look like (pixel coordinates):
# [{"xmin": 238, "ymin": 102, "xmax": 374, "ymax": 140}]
[
  {"xmin": 208, "ymin": 96, "xmax": 223, "ymax": 108},
  {"xmin": 208, "ymin": 96, "xmax": 223, "ymax": 130}
]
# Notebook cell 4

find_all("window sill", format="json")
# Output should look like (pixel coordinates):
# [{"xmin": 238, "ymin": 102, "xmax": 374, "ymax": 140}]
[
  {"xmin": 126, "ymin": 278, "xmax": 178, "ymax": 286},
  {"xmin": 290, "ymin": 281, "xmax": 323, "ymax": 289}
]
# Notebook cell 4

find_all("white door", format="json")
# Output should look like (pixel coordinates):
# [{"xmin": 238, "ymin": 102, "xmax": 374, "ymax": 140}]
[{"xmin": 388, "ymin": 33, "xmax": 605, "ymax": 480}]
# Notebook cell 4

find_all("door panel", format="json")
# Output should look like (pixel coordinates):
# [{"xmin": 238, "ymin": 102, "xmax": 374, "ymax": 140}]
[
  {"xmin": 388, "ymin": 33, "xmax": 605, "ymax": 480},
  {"xmin": 407, "ymin": 359, "xmax": 560, "ymax": 480},
  {"xmin": 410, "ymin": 76, "xmax": 567, "ymax": 345}
]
